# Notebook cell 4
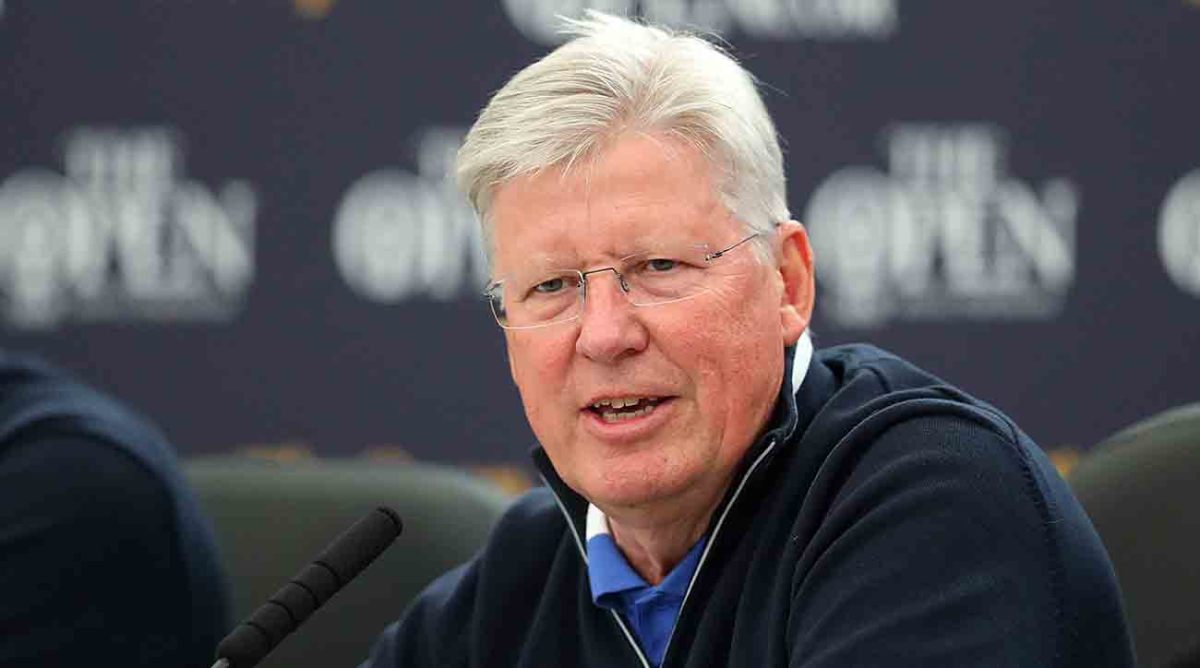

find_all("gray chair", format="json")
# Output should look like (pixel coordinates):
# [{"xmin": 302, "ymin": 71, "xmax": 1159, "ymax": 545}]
[
  {"xmin": 1069, "ymin": 403, "xmax": 1200, "ymax": 667},
  {"xmin": 185, "ymin": 456, "xmax": 513, "ymax": 668}
]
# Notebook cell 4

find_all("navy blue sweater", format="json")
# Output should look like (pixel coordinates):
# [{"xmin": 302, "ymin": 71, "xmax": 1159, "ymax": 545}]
[
  {"xmin": 0, "ymin": 352, "xmax": 230, "ymax": 667},
  {"xmin": 364, "ymin": 344, "xmax": 1134, "ymax": 667}
]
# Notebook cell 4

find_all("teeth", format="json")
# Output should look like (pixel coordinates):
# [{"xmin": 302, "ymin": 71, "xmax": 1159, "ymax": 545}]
[
  {"xmin": 591, "ymin": 396, "xmax": 653, "ymax": 409},
  {"xmin": 600, "ymin": 402, "xmax": 656, "ymax": 423}
]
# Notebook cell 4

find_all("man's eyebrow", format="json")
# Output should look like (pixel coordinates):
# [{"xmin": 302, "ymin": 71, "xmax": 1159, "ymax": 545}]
[
  {"xmin": 517, "ymin": 252, "xmax": 580, "ymax": 272},
  {"xmin": 512, "ymin": 238, "xmax": 694, "ymax": 272}
]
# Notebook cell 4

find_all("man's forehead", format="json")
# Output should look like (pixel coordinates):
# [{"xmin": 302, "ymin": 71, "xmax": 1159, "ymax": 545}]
[
  {"xmin": 492, "ymin": 133, "xmax": 716, "ymax": 209},
  {"xmin": 490, "ymin": 207, "xmax": 739, "ymax": 274},
  {"xmin": 486, "ymin": 132, "xmax": 735, "ymax": 268}
]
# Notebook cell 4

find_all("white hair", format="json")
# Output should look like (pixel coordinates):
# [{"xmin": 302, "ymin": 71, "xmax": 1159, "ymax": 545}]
[{"xmin": 456, "ymin": 11, "xmax": 789, "ymax": 260}]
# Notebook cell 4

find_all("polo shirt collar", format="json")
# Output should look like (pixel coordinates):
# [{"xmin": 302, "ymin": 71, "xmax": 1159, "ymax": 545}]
[{"xmin": 584, "ymin": 504, "xmax": 707, "ymax": 605}]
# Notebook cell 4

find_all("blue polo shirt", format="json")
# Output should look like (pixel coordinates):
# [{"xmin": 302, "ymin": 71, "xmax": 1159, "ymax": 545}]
[{"xmin": 585, "ymin": 504, "xmax": 707, "ymax": 666}]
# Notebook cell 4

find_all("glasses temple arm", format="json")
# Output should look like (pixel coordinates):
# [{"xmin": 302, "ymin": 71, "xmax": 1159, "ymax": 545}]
[{"xmin": 705, "ymin": 232, "xmax": 761, "ymax": 261}]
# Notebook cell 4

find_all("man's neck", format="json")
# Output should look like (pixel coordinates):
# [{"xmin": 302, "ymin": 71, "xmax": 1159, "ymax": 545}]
[{"xmin": 598, "ymin": 471, "xmax": 733, "ymax": 585}]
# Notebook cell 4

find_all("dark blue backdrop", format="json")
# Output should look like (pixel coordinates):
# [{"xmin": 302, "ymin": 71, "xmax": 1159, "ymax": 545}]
[{"xmin": 2, "ymin": 0, "xmax": 1198, "ymax": 463}]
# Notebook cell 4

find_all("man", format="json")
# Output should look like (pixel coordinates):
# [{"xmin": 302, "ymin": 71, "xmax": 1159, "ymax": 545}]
[
  {"xmin": 0, "ymin": 350, "xmax": 229, "ymax": 666},
  {"xmin": 364, "ymin": 12, "xmax": 1133, "ymax": 667}
]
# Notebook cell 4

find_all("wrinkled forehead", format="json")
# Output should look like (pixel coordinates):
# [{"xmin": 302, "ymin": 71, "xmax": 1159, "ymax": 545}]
[{"xmin": 488, "ymin": 133, "xmax": 737, "ymax": 275}]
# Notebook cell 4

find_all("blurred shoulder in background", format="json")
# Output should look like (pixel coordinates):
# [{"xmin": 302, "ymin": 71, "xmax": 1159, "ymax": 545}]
[{"xmin": 0, "ymin": 349, "xmax": 229, "ymax": 667}]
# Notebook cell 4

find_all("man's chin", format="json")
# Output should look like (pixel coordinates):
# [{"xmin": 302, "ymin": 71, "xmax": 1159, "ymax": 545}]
[{"xmin": 578, "ymin": 470, "xmax": 696, "ymax": 512}]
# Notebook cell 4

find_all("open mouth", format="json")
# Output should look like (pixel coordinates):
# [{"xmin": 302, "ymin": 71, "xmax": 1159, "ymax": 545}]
[{"xmin": 586, "ymin": 396, "xmax": 668, "ymax": 423}]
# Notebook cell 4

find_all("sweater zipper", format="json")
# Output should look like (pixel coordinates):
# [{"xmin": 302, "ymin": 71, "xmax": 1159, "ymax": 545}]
[
  {"xmin": 539, "ymin": 472, "xmax": 653, "ymax": 668},
  {"xmin": 658, "ymin": 437, "xmax": 778, "ymax": 667},
  {"xmin": 541, "ymin": 436, "xmax": 778, "ymax": 668}
]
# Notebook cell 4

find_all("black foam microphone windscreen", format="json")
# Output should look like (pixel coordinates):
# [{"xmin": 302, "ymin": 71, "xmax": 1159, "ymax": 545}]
[{"xmin": 212, "ymin": 506, "xmax": 403, "ymax": 668}]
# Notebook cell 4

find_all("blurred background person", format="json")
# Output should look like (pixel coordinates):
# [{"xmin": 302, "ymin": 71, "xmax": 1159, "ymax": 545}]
[{"xmin": 0, "ymin": 349, "xmax": 229, "ymax": 666}]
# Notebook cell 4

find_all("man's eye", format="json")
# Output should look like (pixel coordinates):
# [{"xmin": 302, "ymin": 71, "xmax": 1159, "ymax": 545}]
[
  {"xmin": 532, "ymin": 277, "xmax": 567, "ymax": 294},
  {"xmin": 646, "ymin": 258, "xmax": 679, "ymax": 272}
]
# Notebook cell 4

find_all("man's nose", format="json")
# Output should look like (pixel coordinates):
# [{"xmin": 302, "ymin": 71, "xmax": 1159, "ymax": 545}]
[{"xmin": 574, "ymin": 271, "xmax": 648, "ymax": 364}]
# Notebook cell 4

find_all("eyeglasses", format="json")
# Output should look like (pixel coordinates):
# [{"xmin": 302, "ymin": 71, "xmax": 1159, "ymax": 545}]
[{"xmin": 484, "ymin": 233, "xmax": 761, "ymax": 330}]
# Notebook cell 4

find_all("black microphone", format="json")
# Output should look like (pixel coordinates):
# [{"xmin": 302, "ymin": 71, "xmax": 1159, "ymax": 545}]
[{"xmin": 211, "ymin": 506, "xmax": 403, "ymax": 668}]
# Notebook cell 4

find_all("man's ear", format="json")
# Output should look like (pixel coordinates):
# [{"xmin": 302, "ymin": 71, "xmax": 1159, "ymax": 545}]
[{"xmin": 774, "ymin": 220, "xmax": 815, "ymax": 345}]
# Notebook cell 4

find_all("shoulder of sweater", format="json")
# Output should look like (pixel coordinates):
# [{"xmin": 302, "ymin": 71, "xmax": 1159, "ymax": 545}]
[
  {"xmin": 477, "ymin": 487, "xmax": 570, "ymax": 568},
  {"xmin": 810, "ymin": 343, "xmax": 1022, "ymax": 443}
]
